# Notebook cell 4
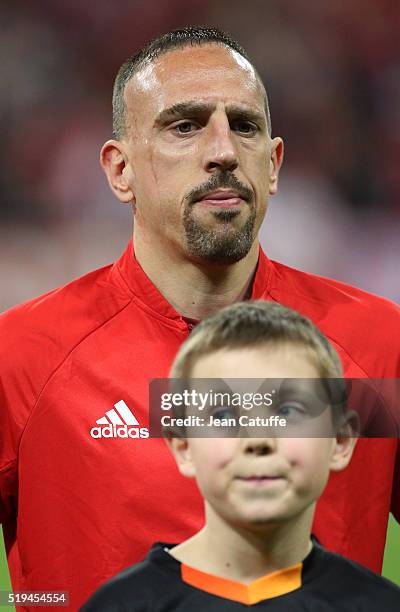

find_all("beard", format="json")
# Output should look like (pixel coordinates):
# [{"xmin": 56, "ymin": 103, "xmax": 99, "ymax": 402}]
[
  {"xmin": 183, "ymin": 205, "xmax": 256, "ymax": 264},
  {"xmin": 183, "ymin": 171, "xmax": 257, "ymax": 264}
]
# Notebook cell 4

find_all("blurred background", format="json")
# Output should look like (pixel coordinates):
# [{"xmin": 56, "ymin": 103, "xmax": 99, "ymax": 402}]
[
  {"xmin": 1, "ymin": 0, "xmax": 399, "ymax": 311},
  {"xmin": 0, "ymin": 0, "xmax": 399, "ymax": 596}
]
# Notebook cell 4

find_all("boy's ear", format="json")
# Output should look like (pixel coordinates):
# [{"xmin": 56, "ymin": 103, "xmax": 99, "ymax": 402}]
[
  {"xmin": 329, "ymin": 411, "xmax": 359, "ymax": 472},
  {"xmin": 165, "ymin": 436, "xmax": 196, "ymax": 478}
]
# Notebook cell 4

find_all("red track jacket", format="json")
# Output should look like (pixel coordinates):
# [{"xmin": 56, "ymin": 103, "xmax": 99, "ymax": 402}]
[{"xmin": 1, "ymin": 242, "xmax": 399, "ymax": 610}]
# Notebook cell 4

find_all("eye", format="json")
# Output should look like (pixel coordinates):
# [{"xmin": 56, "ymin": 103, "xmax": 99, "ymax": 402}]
[
  {"xmin": 173, "ymin": 121, "xmax": 199, "ymax": 135},
  {"xmin": 276, "ymin": 401, "xmax": 308, "ymax": 422},
  {"xmin": 211, "ymin": 407, "xmax": 237, "ymax": 421},
  {"xmin": 232, "ymin": 120, "xmax": 258, "ymax": 135}
]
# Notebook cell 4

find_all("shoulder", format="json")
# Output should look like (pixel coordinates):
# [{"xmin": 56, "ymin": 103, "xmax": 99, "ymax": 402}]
[
  {"xmin": 81, "ymin": 561, "xmax": 153, "ymax": 611},
  {"xmin": 268, "ymin": 259, "xmax": 400, "ymax": 375},
  {"xmin": 1, "ymin": 260, "xmax": 131, "ymax": 352},
  {"xmin": 271, "ymin": 259, "xmax": 399, "ymax": 317},
  {"xmin": 319, "ymin": 545, "xmax": 400, "ymax": 607},
  {"xmin": 81, "ymin": 544, "xmax": 177, "ymax": 612},
  {"xmin": 0, "ymin": 261, "xmax": 132, "ymax": 418},
  {"xmin": 1, "ymin": 258, "xmax": 130, "ymax": 331}
]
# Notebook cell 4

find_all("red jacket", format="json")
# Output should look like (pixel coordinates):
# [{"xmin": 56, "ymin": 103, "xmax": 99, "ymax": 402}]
[{"xmin": 1, "ymin": 242, "xmax": 399, "ymax": 610}]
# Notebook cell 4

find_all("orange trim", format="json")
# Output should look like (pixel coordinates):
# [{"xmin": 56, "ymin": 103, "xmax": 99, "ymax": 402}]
[{"xmin": 181, "ymin": 561, "xmax": 302, "ymax": 605}]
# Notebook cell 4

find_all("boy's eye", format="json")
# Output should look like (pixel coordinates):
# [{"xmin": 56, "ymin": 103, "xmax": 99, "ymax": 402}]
[
  {"xmin": 211, "ymin": 407, "xmax": 237, "ymax": 421},
  {"xmin": 276, "ymin": 401, "xmax": 308, "ymax": 422}
]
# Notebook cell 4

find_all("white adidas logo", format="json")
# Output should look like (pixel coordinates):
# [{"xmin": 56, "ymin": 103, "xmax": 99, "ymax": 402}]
[{"xmin": 90, "ymin": 400, "xmax": 149, "ymax": 439}]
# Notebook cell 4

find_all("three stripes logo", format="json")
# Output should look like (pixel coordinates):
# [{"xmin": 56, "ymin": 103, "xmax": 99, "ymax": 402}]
[{"xmin": 90, "ymin": 400, "xmax": 149, "ymax": 439}]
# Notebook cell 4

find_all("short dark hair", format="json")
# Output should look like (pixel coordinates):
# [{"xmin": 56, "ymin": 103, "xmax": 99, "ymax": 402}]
[{"xmin": 112, "ymin": 26, "xmax": 271, "ymax": 139}]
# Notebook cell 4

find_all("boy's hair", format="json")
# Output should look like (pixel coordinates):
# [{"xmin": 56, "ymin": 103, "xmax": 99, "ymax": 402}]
[{"xmin": 171, "ymin": 301, "xmax": 343, "ymax": 379}]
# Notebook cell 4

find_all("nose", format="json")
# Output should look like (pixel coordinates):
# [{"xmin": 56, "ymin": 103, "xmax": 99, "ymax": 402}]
[
  {"xmin": 203, "ymin": 112, "xmax": 238, "ymax": 173},
  {"xmin": 243, "ymin": 437, "xmax": 275, "ymax": 456}
]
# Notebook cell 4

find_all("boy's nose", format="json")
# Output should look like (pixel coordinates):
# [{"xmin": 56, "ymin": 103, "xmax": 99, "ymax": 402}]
[{"xmin": 243, "ymin": 437, "xmax": 275, "ymax": 456}]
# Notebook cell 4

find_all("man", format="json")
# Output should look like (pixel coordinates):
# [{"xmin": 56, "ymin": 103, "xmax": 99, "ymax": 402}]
[{"xmin": 0, "ymin": 26, "xmax": 399, "ymax": 611}]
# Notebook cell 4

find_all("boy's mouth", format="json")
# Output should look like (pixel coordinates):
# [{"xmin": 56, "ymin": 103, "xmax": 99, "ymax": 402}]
[{"xmin": 236, "ymin": 475, "xmax": 285, "ymax": 485}]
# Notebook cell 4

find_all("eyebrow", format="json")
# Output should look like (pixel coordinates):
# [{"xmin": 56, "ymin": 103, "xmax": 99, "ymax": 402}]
[
  {"xmin": 227, "ymin": 106, "xmax": 266, "ymax": 126},
  {"xmin": 154, "ymin": 101, "xmax": 266, "ymax": 128}
]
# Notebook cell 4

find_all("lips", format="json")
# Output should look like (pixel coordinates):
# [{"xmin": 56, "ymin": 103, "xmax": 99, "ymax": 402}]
[
  {"xmin": 237, "ymin": 475, "xmax": 283, "ymax": 481},
  {"xmin": 197, "ymin": 190, "xmax": 245, "ymax": 207},
  {"xmin": 236, "ymin": 470, "xmax": 286, "ymax": 481},
  {"xmin": 236, "ymin": 475, "xmax": 285, "ymax": 487}
]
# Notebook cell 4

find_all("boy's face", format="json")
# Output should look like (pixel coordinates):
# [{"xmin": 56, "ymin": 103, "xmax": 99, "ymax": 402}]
[{"xmin": 169, "ymin": 344, "xmax": 355, "ymax": 529}]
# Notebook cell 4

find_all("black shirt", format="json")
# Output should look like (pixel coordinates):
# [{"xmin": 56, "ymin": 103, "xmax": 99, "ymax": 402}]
[{"xmin": 81, "ymin": 540, "xmax": 400, "ymax": 611}]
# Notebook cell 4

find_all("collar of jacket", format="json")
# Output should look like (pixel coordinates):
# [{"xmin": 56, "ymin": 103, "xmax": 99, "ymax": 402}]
[{"xmin": 113, "ymin": 240, "xmax": 273, "ymax": 325}]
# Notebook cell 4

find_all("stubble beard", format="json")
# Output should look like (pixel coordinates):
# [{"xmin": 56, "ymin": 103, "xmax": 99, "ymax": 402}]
[
  {"xmin": 183, "ymin": 205, "xmax": 257, "ymax": 264},
  {"xmin": 182, "ymin": 171, "xmax": 258, "ymax": 264}
]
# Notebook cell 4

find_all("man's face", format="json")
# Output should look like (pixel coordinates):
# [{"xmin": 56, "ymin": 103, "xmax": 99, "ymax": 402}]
[
  {"xmin": 170, "ymin": 345, "xmax": 354, "ymax": 528},
  {"xmin": 119, "ymin": 44, "xmax": 282, "ymax": 264}
]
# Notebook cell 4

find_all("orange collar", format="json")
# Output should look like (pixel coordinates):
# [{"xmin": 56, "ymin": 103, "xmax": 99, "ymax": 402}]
[{"xmin": 181, "ymin": 561, "xmax": 302, "ymax": 605}]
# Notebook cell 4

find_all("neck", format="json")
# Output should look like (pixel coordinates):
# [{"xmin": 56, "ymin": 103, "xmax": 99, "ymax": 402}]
[
  {"xmin": 133, "ymin": 230, "xmax": 260, "ymax": 320},
  {"xmin": 170, "ymin": 504, "xmax": 314, "ymax": 583}
]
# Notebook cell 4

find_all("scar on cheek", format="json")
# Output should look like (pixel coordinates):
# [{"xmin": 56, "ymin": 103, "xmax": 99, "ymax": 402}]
[{"xmin": 148, "ymin": 159, "xmax": 168, "ymax": 223}]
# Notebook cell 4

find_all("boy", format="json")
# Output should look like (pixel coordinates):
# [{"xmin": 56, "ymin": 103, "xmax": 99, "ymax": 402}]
[{"xmin": 82, "ymin": 302, "xmax": 400, "ymax": 610}]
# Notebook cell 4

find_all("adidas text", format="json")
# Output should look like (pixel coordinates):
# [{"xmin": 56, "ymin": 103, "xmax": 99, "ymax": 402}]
[{"xmin": 90, "ymin": 424, "xmax": 149, "ymax": 439}]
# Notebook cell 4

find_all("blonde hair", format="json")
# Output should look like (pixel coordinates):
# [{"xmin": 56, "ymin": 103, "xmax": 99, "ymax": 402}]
[{"xmin": 171, "ymin": 301, "xmax": 342, "ymax": 379}]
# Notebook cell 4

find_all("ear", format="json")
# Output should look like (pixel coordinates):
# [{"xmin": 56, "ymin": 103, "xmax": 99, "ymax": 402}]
[
  {"xmin": 268, "ymin": 137, "xmax": 284, "ymax": 195},
  {"xmin": 100, "ymin": 139, "xmax": 135, "ymax": 204},
  {"xmin": 329, "ymin": 411, "xmax": 359, "ymax": 472},
  {"xmin": 165, "ymin": 437, "xmax": 197, "ymax": 478}
]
